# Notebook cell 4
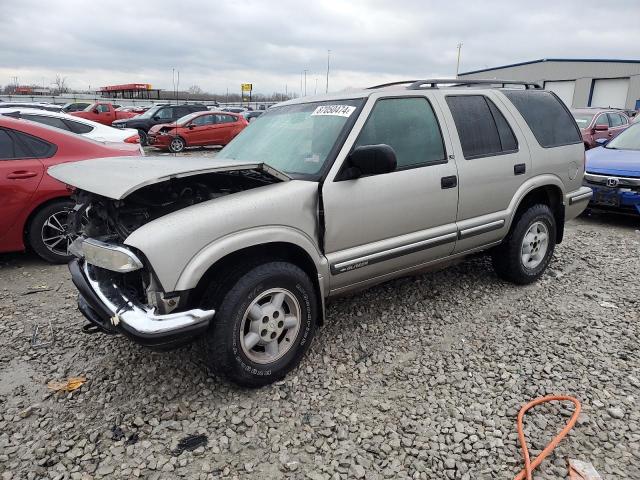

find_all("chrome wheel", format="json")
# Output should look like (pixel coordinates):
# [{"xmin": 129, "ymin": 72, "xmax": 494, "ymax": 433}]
[
  {"xmin": 170, "ymin": 138, "xmax": 184, "ymax": 152},
  {"xmin": 239, "ymin": 288, "xmax": 301, "ymax": 364},
  {"xmin": 41, "ymin": 209, "xmax": 75, "ymax": 257},
  {"xmin": 521, "ymin": 221, "xmax": 549, "ymax": 270}
]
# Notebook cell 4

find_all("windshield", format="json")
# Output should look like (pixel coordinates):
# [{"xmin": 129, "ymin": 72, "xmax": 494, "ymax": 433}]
[
  {"xmin": 135, "ymin": 105, "xmax": 162, "ymax": 119},
  {"xmin": 216, "ymin": 99, "xmax": 363, "ymax": 176},
  {"xmin": 606, "ymin": 123, "xmax": 640, "ymax": 150},
  {"xmin": 572, "ymin": 113, "xmax": 595, "ymax": 128}
]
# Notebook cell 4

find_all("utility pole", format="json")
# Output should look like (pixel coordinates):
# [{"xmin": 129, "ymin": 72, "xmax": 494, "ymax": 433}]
[
  {"xmin": 304, "ymin": 69, "xmax": 307, "ymax": 96},
  {"xmin": 326, "ymin": 50, "xmax": 331, "ymax": 93},
  {"xmin": 456, "ymin": 43, "xmax": 463, "ymax": 77}
]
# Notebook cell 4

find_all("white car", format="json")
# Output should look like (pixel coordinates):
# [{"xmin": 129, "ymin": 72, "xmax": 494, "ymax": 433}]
[{"xmin": 0, "ymin": 108, "xmax": 141, "ymax": 144}]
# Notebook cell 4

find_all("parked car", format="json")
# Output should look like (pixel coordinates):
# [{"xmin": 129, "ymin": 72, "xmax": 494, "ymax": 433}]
[
  {"xmin": 0, "ymin": 102, "xmax": 63, "ymax": 112},
  {"xmin": 583, "ymin": 122, "xmax": 640, "ymax": 215},
  {"xmin": 111, "ymin": 103, "xmax": 208, "ymax": 146},
  {"xmin": 50, "ymin": 80, "xmax": 591, "ymax": 387},
  {"xmin": 0, "ymin": 108, "xmax": 141, "ymax": 144},
  {"xmin": 0, "ymin": 116, "xmax": 142, "ymax": 263},
  {"xmin": 69, "ymin": 102, "xmax": 137, "ymax": 126},
  {"xmin": 148, "ymin": 111, "xmax": 248, "ymax": 152},
  {"xmin": 62, "ymin": 102, "xmax": 92, "ymax": 113},
  {"xmin": 242, "ymin": 110, "xmax": 263, "ymax": 123},
  {"xmin": 221, "ymin": 107, "xmax": 247, "ymax": 114},
  {"xmin": 571, "ymin": 108, "xmax": 631, "ymax": 149}
]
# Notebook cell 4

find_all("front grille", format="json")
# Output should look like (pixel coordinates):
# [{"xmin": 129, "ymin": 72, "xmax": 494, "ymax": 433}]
[{"xmin": 584, "ymin": 173, "xmax": 640, "ymax": 189}]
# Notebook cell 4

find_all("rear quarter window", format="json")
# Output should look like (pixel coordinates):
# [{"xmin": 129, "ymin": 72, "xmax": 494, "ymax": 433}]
[{"xmin": 502, "ymin": 90, "xmax": 581, "ymax": 148}]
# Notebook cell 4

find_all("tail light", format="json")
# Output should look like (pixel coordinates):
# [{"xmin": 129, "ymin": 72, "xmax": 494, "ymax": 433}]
[{"xmin": 124, "ymin": 135, "xmax": 140, "ymax": 144}]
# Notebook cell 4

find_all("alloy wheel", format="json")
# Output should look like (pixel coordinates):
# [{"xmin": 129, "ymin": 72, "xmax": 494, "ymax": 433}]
[
  {"xmin": 521, "ymin": 221, "xmax": 549, "ymax": 270},
  {"xmin": 40, "ymin": 209, "xmax": 76, "ymax": 257},
  {"xmin": 239, "ymin": 288, "xmax": 301, "ymax": 364}
]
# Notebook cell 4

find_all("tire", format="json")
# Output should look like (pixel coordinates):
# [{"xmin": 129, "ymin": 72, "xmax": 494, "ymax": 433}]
[
  {"xmin": 168, "ymin": 136, "xmax": 185, "ymax": 153},
  {"xmin": 27, "ymin": 199, "xmax": 76, "ymax": 264},
  {"xmin": 201, "ymin": 261, "xmax": 317, "ymax": 387},
  {"xmin": 137, "ymin": 129, "xmax": 148, "ymax": 146},
  {"xmin": 491, "ymin": 204, "xmax": 556, "ymax": 285}
]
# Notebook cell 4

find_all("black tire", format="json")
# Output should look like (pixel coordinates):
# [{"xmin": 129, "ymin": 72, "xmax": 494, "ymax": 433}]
[
  {"xmin": 201, "ymin": 261, "xmax": 317, "ymax": 387},
  {"xmin": 137, "ymin": 129, "xmax": 148, "ymax": 146},
  {"xmin": 27, "ymin": 199, "xmax": 76, "ymax": 264},
  {"xmin": 491, "ymin": 204, "xmax": 556, "ymax": 285},
  {"xmin": 168, "ymin": 136, "xmax": 185, "ymax": 153}
]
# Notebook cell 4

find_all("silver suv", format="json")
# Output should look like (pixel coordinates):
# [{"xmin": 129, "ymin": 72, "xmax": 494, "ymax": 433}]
[{"xmin": 51, "ymin": 79, "xmax": 592, "ymax": 387}]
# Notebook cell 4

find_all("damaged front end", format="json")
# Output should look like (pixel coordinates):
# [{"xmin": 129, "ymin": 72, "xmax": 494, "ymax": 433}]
[{"xmin": 49, "ymin": 157, "xmax": 289, "ymax": 347}]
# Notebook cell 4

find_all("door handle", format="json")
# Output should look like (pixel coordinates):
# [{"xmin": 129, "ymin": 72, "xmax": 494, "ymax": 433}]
[
  {"xmin": 7, "ymin": 171, "xmax": 38, "ymax": 179},
  {"xmin": 441, "ymin": 175, "xmax": 457, "ymax": 189},
  {"xmin": 514, "ymin": 163, "xmax": 526, "ymax": 175}
]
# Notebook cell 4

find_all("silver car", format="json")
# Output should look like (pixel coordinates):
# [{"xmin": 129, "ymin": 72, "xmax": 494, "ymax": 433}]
[{"xmin": 50, "ymin": 79, "xmax": 592, "ymax": 387}]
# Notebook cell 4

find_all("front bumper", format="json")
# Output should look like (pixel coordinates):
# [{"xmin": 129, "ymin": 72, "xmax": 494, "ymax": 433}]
[
  {"xmin": 146, "ymin": 133, "xmax": 170, "ymax": 147},
  {"xmin": 69, "ymin": 259, "xmax": 214, "ymax": 347},
  {"xmin": 584, "ymin": 173, "xmax": 640, "ymax": 214}
]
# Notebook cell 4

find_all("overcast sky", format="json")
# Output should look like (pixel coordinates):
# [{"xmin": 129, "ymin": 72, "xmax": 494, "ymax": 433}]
[{"xmin": 1, "ymin": 0, "xmax": 639, "ymax": 95}]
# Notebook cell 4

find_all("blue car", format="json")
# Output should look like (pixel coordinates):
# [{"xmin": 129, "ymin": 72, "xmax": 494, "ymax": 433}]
[{"xmin": 584, "ymin": 123, "xmax": 640, "ymax": 215}]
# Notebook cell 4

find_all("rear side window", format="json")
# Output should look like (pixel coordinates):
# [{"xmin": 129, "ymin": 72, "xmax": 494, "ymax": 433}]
[
  {"xmin": 446, "ymin": 95, "xmax": 518, "ymax": 159},
  {"xmin": 354, "ymin": 97, "xmax": 446, "ymax": 169},
  {"xmin": 0, "ymin": 129, "xmax": 18, "ymax": 159},
  {"xmin": 503, "ymin": 90, "xmax": 581, "ymax": 147},
  {"xmin": 13, "ymin": 130, "xmax": 56, "ymax": 158},
  {"xmin": 23, "ymin": 114, "xmax": 71, "ymax": 131},
  {"xmin": 64, "ymin": 119, "xmax": 93, "ymax": 134},
  {"xmin": 608, "ymin": 113, "xmax": 624, "ymax": 127}
]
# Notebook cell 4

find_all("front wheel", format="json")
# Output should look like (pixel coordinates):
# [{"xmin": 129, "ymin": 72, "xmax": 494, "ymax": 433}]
[
  {"xmin": 201, "ymin": 262, "xmax": 317, "ymax": 387},
  {"xmin": 169, "ymin": 136, "xmax": 185, "ymax": 153},
  {"xmin": 491, "ymin": 204, "xmax": 556, "ymax": 285},
  {"xmin": 137, "ymin": 129, "xmax": 148, "ymax": 146}
]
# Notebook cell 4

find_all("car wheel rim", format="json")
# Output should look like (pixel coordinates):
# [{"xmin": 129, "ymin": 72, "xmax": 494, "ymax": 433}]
[
  {"xmin": 41, "ymin": 209, "xmax": 75, "ymax": 257},
  {"xmin": 239, "ymin": 288, "xmax": 301, "ymax": 365},
  {"xmin": 171, "ymin": 139, "xmax": 183, "ymax": 151},
  {"xmin": 521, "ymin": 221, "xmax": 549, "ymax": 270}
]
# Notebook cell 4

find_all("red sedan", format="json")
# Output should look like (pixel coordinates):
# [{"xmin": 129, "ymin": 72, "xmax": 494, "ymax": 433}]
[
  {"xmin": 148, "ymin": 111, "xmax": 248, "ymax": 153},
  {"xmin": 0, "ymin": 116, "xmax": 142, "ymax": 263}
]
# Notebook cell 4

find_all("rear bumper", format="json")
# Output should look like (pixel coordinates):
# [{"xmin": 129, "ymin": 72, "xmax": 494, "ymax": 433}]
[
  {"xmin": 565, "ymin": 186, "xmax": 593, "ymax": 220},
  {"xmin": 69, "ymin": 259, "xmax": 214, "ymax": 347}
]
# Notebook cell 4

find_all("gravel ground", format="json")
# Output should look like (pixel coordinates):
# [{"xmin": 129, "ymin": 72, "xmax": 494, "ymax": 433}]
[{"xmin": 1, "ymin": 210, "xmax": 639, "ymax": 480}]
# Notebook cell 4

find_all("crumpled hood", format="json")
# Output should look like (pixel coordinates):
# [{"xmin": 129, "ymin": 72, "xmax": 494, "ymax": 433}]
[
  {"xmin": 47, "ymin": 156, "xmax": 290, "ymax": 200},
  {"xmin": 586, "ymin": 146, "xmax": 640, "ymax": 177}
]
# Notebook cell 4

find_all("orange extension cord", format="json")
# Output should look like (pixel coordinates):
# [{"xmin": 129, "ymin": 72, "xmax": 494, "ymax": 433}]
[{"xmin": 513, "ymin": 395, "xmax": 582, "ymax": 480}]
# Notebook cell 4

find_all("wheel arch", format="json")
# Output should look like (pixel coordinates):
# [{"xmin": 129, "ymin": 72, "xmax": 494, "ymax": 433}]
[
  {"xmin": 509, "ymin": 181, "xmax": 565, "ymax": 244},
  {"xmin": 188, "ymin": 241, "xmax": 327, "ymax": 325},
  {"xmin": 23, "ymin": 195, "xmax": 74, "ymax": 247}
]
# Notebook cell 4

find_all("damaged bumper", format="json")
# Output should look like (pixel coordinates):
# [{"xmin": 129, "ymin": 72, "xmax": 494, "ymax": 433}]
[{"xmin": 69, "ymin": 259, "xmax": 214, "ymax": 347}]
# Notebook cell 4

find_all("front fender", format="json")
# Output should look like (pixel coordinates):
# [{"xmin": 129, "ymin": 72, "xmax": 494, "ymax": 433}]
[{"xmin": 174, "ymin": 226, "xmax": 328, "ymax": 291}]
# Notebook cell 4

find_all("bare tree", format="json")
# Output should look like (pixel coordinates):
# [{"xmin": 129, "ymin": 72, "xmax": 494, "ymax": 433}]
[
  {"xmin": 188, "ymin": 84, "xmax": 203, "ymax": 95},
  {"xmin": 53, "ymin": 75, "xmax": 69, "ymax": 94}
]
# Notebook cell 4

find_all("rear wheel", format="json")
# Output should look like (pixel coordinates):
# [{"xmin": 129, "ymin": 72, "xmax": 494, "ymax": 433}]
[
  {"xmin": 201, "ymin": 261, "xmax": 317, "ymax": 387},
  {"xmin": 169, "ymin": 136, "xmax": 185, "ymax": 153},
  {"xmin": 492, "ymin": 204, "xmax": 556, "ymax": 284},
  {"xmin": 27, "ymin": 200, "xmax": 77, "ymax": 263}
]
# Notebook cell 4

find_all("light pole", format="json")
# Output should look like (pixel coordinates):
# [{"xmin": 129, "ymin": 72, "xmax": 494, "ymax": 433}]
[
  {"xmin": 326, "ymin": 50, "xmax": 331, "ymax": 93},
  {"xmin": 304, "ymin": 69, "xmax": 307, "ymax": 96}
]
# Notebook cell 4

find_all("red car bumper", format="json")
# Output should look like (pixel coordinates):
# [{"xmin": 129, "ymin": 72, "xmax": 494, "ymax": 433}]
[{"xmin": 147, "ymin": 133, "xmax": 172, "ymax": 148}]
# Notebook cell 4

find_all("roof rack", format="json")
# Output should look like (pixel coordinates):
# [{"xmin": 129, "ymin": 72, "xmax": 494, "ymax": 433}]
[{"xmin": 368, "ymin": 79, "xmax": 542, "ymax": 90}]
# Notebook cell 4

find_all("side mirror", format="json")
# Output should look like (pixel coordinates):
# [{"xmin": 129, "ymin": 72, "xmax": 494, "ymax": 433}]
[
  {"xmin": 594, "ymin": 124, "xmax": 609, "ymax": 131},
  {"xmin": 341, "ymin": 144, "xmax": 397, "ymax": 180},
  {"xmin": 188, "ymin": 124, "xmax": 194, "ymax": 129},
  {"xmin": 595, "ymin": 138, "xmax": 609, "ymax": 147},
  {"xmin": 153, "ymin": 115, "xmax": 160, "ymax": 121},
  {"xmin": 93, "ymin": 108, "xmax": 100, "ymax": 114}
]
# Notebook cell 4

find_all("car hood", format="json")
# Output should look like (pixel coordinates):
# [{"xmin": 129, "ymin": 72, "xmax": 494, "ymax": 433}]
[
  {"xmin": 586, "ymin": 146, "xmax": 640, "ymax": 177},
  {"xmin": 47, "ymin": 156, "xmax": 290, "ymax": 199}
]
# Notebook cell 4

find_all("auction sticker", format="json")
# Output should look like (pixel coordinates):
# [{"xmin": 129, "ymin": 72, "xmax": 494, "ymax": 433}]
[{"xmin": 311, "ymin": 105, "xmax": 356, "ymax": 117}]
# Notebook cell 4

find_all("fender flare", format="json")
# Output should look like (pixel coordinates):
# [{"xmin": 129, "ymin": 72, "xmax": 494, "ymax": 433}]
[{"xmin": 504, "ymin": 174, "xmax": 565, "ymax": 232}]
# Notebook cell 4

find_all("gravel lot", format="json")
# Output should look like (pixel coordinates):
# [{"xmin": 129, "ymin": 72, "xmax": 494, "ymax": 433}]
[{"xmin": 1, "ymin": 206, "xmax": 639, "ymax": 479}]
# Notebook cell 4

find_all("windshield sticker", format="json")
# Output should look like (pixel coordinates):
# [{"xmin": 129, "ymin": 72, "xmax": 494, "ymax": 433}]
[{"xmin": 311, "ymin": 105, "xmax": 356, "ymax": 117}]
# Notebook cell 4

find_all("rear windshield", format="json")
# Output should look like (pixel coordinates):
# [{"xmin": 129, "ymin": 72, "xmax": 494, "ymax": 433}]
[{"xmin": 503, "ymin": 90, "xmax": 581, "ymax": 148}]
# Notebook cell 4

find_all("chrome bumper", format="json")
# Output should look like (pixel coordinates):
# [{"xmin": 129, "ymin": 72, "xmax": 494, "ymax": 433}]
[{"xmin": 70, "ymin": 258, "xmax": 214, "ymax": 342}]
